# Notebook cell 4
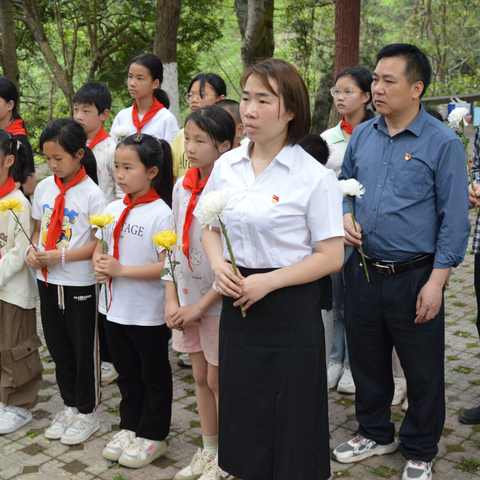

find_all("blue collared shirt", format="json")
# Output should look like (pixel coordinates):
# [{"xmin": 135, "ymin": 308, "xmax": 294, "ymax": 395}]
[{"xmin": 340, "ymin": 106, "xmax": 470, "ymax": 268}]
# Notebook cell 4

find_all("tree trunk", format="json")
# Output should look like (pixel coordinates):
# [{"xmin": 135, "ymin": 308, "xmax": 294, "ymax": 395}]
[
  {"xmin": 0, "ymin": 0, "xmax": 20, "ymax": 91},
  {"xmin": 311, "ymin": 67, "xmax": 334, "ymax": 135},
  {"xmin": 235, "ymin": 0, "xmax": 275, "ymax": 69},
  {"xmin": 154, "ymin": 0, "xmax": 182, "ymax": 124}
]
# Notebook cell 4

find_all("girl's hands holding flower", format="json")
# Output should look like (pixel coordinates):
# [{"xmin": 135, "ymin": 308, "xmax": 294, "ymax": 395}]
[
  {"xmin": 212, "ymin": 259, "xmax": 243, "ymax": 298},
  {"xmin": 169, "ymin": 305, "xmax": 203, "ymax": 330},
  {"xmin": 95, "ymin": 253, "xmax": 124, "ymax": 278},
  {"xmin": 36, "ymin": 249, "xmax": 62, "ymax": 266},
  {"xmin": 26, "ymin": 249, "xmax": 43, "ymax": 270},
  {"xmin": 232, "ymin": 273, "xmax": 273, "ymax": 311}
]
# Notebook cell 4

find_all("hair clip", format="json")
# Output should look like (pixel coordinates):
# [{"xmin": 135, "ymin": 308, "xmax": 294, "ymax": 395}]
[
  {"xmin": 17, "ymin": 140, "xmax": 22, "ymax": 151},
  {"xmin": 133, "ymin": 133, "xmax": 143, "ymax": 143}
]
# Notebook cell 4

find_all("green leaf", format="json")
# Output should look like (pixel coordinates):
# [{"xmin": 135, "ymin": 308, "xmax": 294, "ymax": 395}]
[{"xmin": 160, "ymin": 268, "xmax": 170, "ymax": 278}]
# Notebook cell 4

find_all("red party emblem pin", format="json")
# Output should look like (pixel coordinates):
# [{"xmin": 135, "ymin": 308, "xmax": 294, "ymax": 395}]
[
  {"xmin": 405, "ymin": 153, "xmax": 411, "ymax": 161},
  {"xmin": 272, "ymin": 195, "xmax": 279, "ymax": 203}
]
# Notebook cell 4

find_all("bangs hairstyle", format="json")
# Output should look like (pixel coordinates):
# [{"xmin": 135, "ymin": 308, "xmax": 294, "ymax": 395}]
[
  {"xmin": 187, "ymin": 73, "xmax": 227, "ymax": 98},
  {"xmin": 73, "ymin": 82, "xmax": 112, "ymax": 113},
  {"xmin": 118, "ymin": 134, "xmax": 174, "ymax": 208},
  {"xmin": 0, "ymin": 129, "xmax": 31, "ymax": 185},
  {"xmin": 240, "ymin": 58, "xmax": 310, "ymax": 146},
  {"xmin": 39, "ymin": 118, "xmax": 98, "ymax": 184},
  {"xmin": 0, "ymin": 76, "xmax": 20, "ymax": 120},
  {"xmin": 185, "ymin": 105, "xmax": 235, "ymax": 153},
  {"xmin": 376, "ymin": 43, "xmax": 432, "ymax": 98}
]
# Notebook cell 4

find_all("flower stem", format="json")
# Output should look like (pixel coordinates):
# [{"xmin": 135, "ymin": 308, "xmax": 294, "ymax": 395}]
[
  {"xmin": 100, "ymin": 230, "xmax": 110, "ymax": 312},
  {"xmin": 462, "ymin": 123, "xmax": 478, "ymax": 215},
  {"xmin": 167, "ymin": 250, "xmax": 185, "ymax": 334},
  {"xmin": 348, "ymin": 196, "xmax": 370, "ymax": 282},
  {"xmin": 219, "ymin": 218, "xmax": 246, "ymax": 317},
  {"xmin": 11, "ymin": 210, "xmax": 37, "ymax": 251}
]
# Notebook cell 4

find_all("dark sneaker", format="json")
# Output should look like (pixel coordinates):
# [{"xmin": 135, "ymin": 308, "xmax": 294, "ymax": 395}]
[
  {"xmin": 402, "ymin": 460, "xmax": 432, "ymax": 480},
  {"xmin": 333, "ymin": 434, "xmax": 399, "ymax": 463}
]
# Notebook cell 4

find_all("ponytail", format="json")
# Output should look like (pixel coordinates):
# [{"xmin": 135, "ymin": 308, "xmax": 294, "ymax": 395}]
[
  {"xmin": 155, "ymin": 140, "xmax": 173, "ymax": 207},
  {"xmin": 81, "ymin": 146, "xmax": 99, "ymax": 185},
  {"xmin": 154, "ymin": 89, "xmax": 170, "ymax": 109},
  {"xmin": 0, "ymin": 129, "xmax": 30, "ymax": 185}
]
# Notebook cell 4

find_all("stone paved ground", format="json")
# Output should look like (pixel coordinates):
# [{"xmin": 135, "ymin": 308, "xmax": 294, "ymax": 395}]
[{"xmin": 3, "ymin": 125, "xmax": 478, "ymax": 479}]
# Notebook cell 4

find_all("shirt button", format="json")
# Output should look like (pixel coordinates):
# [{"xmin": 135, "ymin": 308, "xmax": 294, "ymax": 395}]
[
  {"xmin": 383, "ymin": 162, "xmax": 387, "ymax": 166},
  {"xmin": 242, "ymin": 235, "xmax": 247, "ymax": 240},
  {"xmin": 389, "ymin": 139, "xmax": 393, "ymax": 144},
  {"xmin": 377, "ymin": 184, "xmax": 382, "ymax": 188},
  {"xmin": 373, "ymin": 206, "xmax": 376, "ymax": 211}
]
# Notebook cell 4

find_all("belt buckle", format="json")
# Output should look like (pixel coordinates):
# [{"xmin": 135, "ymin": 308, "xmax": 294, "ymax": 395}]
[{"xmin": 372, "ymin": 262, "xmax": 395, "ymax": 275}]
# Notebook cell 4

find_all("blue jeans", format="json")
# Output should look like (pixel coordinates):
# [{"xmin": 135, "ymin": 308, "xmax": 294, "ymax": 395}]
[{"xmin": 329, "ymin": 247, "xmax": 352, "ymax": 367}]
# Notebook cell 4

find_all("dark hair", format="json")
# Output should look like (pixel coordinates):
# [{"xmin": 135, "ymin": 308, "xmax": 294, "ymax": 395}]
[
  {"xmin": 424, "ymin": 105, "xmax": 443, "ymax": 122},
  {"xmin": 216, "ymin": 99, "xmax": 241, "ymax": 126},
  {"xmin": 241, "ymin": 58, "xmax": 311, "ymax": 146},
  {"xmin": 0, "ymin": 76, "xmax": 21, "ymax": 121},
  {"xmin": 336, "ymin": 66, "xmax": 375, "ymax": 121},
  {"xmin": 376, "ymin": 43, "xmax": 432, "ymax": 98},
  {"xmin": 130, "ymin": 53, "xmax": 170, "ymax": 109},
  {"xmin": 118, "ymin": 134, "xmax": 173, "ymax": 207},
  {"xmin": 185, "ymin": 105, "xmax": 235, "ymax": 153},
  {"xmin": 39, "ymin": 119, "xmax": 98, "ymax": 184},
  {"xmin": 0, "ymin": 129, "xmax": 30, "ymax": 185},
  {"xmin": 187, "ymin": 73, "xmax": 227, "ymax": 99},
  {"xmin": 299, "ymin": 133, "xmax": 330, "ymax": 166},
  {"xmin": 73, "ymin": 82, "xmax": 112, "ymax": 113}
]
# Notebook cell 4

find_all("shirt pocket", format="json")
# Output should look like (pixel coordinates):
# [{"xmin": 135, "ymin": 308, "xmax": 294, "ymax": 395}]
[{"xmin": 393, "ymin": 161, "xmax": 428, "ymax": 200}]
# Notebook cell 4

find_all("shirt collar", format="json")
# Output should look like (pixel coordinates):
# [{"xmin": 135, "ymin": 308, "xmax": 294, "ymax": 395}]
[
  {"xmin": 373, "ymin": 104, "xmax": 426, "ymax": 138},
  {"xmin": 232, "ymin": 143, "xmax": 295, "ymax": 172},
  {"xmin": 331, "ymin": 121, "xmax": 347, "ymax": 144}
]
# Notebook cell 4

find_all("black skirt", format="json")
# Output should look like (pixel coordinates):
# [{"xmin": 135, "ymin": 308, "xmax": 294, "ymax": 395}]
[{"xmin": 218, "ymin": 267, "xmax": 331, "ymax": 480}]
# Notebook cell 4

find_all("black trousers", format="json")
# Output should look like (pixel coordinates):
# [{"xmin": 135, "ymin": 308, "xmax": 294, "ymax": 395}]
[
  {"xmin": 38, "ymin": 281, "xmax": 100, "ymax": 414},
  {"xmin": 474, "ymin": 254, "xmax": 480, "ymax": 338},
  {"xmin": 103, "ymin": 316, "xmax": 172, "ymax": 441},
  {"xmin": 344, "ymin": 251, "xmax": 445, "ymax": 462}
]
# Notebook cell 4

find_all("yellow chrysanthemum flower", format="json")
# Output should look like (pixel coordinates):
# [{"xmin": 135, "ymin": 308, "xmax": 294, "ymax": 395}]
[
  {"xmin": 88, "ymin": 213, "xmax": 115, "ymax": 229},
  {"xmin": 152, "ymin": 229, "xmax": 182, "ymax": 251},
  {"xmin": 0, "ymin": 198, "xmax": 26, "ymax": 218}
]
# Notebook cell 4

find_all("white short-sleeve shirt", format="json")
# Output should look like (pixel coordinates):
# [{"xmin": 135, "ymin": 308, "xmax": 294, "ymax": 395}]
[
  {"xmin": 196, "ymin": 144, "xmax": 344, "ymax": 269},
  {"xmin": 96, "ymin": 198, "xmax": 172, "ymax": 326},
  {"xmin": 111, "ymin": 106, "xmax": 179, "ymax": 146}
]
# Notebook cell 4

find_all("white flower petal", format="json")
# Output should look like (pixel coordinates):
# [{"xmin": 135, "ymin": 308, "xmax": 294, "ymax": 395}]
[
  {"xmin": 111, "ymin": 126, "xmax": 130, "ymax": 142},
  {"xmin": 339, "ymin": 178, "xmax": 366, "ymax": 198},
  {"xmin": 196, "ymin": 191, "xmax": 236, "ymax": 229},
  {"xmin": 447, "ymin": 107, "xmax": 469, "ymax": 128}
]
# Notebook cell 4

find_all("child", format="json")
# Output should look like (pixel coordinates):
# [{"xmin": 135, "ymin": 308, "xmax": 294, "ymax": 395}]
[
  {"xmin": 93, "ymin": 133, "xmax": 174, "ymax": 469},
  {"xmin": 216, "ymin": 99, "xmax": 245, "ymax": 147},
  {"xmin": 0, "ymin": 76, "xmax": 36, "ymax": 196},
  {"xmin": 0, "ymin": 129, "xmax": 42, "ymax": 434},
  {"xmin": 73, "ymin": 81, "xmax": 121, "ymax": 387},
  {"xmin": 111, "ymin": 53, "xmax": 179, "ymax": 146},
  {"xmin": 26, "ymin": 119, "xmax": 108, "ymax": 445},
  {"xmin": 168, "ymin": 105, "xmax": 235, "ymax": 480},
  {"xmin": 74, "ymin": 81, "xmax": 123, "ymax": 203}
]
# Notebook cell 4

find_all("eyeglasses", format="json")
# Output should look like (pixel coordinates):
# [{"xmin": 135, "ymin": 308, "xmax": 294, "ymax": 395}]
[
  {"xmin": 185, "ymin": 93, "xmax": 218, "ymax": 104},
  {"xmin": 330, "ymin": 87, "xmax": 361, "ymax": 97}
]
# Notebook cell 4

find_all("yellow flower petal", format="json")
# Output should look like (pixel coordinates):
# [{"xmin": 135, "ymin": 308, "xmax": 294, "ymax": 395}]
[
  {"xmin": 88, "ymin": 213, "xmax": 115, "ymax": 228},
  {"xmin": 152, "ymin": 229, "xmax": 182, "ymax": 250},
  {"xmin": 0, "ymin": 198, "xmax": 26, "ymax": 217}
]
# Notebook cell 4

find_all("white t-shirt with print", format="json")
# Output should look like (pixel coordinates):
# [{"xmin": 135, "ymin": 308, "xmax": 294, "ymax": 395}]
[
  {"xmin": 164, "ymin": 177, "xmax": 221, "ymax": 316},
  {"xmin": 110, "ymin": 106, "xmax": 179, "ymax": 146},
  {"xmin": 32, "ymin": 176, "xmax": 108, "ymax": 286},
  {"xmin": 96, "ymin": 198, "xmax": 172, "ymax": 326}
]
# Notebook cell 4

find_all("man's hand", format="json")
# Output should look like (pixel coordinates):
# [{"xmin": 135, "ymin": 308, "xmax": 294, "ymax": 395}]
[
  {"xmin": 415, "ymin": 268, "xmax": 450, "ymax": 323},
  {"xmin": 343, "ymin": 213, "xmax": 363, "ymax": 247}
]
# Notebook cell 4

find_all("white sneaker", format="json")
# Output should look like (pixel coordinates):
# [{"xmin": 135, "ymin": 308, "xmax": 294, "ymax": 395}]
[
  {"xmin": 327, "ymin": 362, "xmax": 343, "ymax": 389},
  {"xmin": 0, "ymin": 401, "xmax": 7, "ymax": 416},
  {"xmin": 333, "ymin": 434, "xmax": 399, "ymax": 463},
  {"xmin": 60, "ymin": 412, "xmax": 100, "ymax": 445},
  {"xmin": 337, "ymin": 366, "xmax": 356, "ymax": 394},
  {"xmin": 392, "ymin": 376, "xmax": 407, "ymax": 405},
  {"xmin": 402, "ymin": 460, "xmax": 432, "ymax": 480},
  {"xmin": 198, "ymin": 456, "xmax": 229, "ymax": 480},
  {"xmin": 0, "ymin": 406, "xmax": 32, "ymax": 434},
  {"xmin": 103, "ymin": 429, "xmax": 136, "ymax": 461},
  {"xmin": 45, "ymin": 406, "xmax": 78, "ymax": 440},
  {"xmin": 101, "ymin": 362, "xmax": 119, "ymax": 385},
  {"xmin": 119, "ymin": 436, "xmax": 167, "ymax": 468},
  {"xmin": 178, "ymin": 353, "xmax": 192, "ymax": 368},
  {"xmin": 402, "ymin": 397, "xmax": 409, "ymax": 411},
  {"xmin": 174, "ymin": 448, "xmax": 214, "ymax": 480}
]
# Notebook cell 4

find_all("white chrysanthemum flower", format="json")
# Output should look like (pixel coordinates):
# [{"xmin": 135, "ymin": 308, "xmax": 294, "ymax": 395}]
[
  {"xmin": 111, "ymin": 126, "xmax": 130, "ymax": 142},
  {"xmin": 447, "ymin": 107, "xmax": 469, "ymax": 128},
  {"xmin": 339, "ymin": 179, "xmax": 366, "ymax": 198},
  {"xmin": 196, "ymin": 191, "xmax": 236, "ymax": 230}
]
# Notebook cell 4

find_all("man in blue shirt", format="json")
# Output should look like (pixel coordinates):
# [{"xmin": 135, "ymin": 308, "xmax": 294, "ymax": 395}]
[{"xmin": 333, "ymin": 44, "xmax": 470, "ymax": 480}]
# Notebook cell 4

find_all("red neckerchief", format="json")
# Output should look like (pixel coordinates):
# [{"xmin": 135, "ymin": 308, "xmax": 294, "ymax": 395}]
[
  {"xmin": 182, "ymin": 168, "xmax": 209, "ymax": 272},
  {"xmin": 5, "ymin": 119, "xmax": 28, "ymax": 137},
  {"xmin": 340, "ymin": 116, "xmax": 354, "ymax": 134},
  {"xmin": 108, "ymin": 188, "xmax": 160, "ymax": 308},
  {"xmin": 0, "ymin": 176, "xmax": 17, "ymax": 260},
  {"xmin": 42, "ymin": 166, "xmax": 86, "ymax": 285},
  {"xmin": 88, "ymin": 126, "xmax": 110, "ymax": 150},
  {"xmin": 132, "ymin": 98, "xmax": 164, "ymax": 133}
]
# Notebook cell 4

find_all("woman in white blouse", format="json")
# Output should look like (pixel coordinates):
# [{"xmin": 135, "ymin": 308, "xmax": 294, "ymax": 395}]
[{"xmin": 200, "ymin": 59, "xmax": 344, "ymax": 480}]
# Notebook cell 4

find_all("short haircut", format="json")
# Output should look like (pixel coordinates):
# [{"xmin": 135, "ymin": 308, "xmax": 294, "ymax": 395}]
[
  {"xmin": 216, "ymin": 99, "xmax": 242, "ymax": 126},
  {"xmin": 241, "ymin": 58, "xmax": 311, "ymax": 146},
  {"xmin": 376, "ymin": 43, "xmax": 432, "ymax": 98},
  {"xmin": 187, "ymin": 73, "xmax": 226, "ymax": 98},
  {"xmin": 299, "ymin": 133, "xmax": 330, "ymax": 166},
  {"xmin": 74, "ymin": 82, "xmax": 112, "ymax": 113}
]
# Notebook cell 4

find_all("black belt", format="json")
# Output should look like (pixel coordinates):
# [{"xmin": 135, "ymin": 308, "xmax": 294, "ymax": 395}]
[{"xmin": 363, "ymin": 253, "xmax": 434, "ymax": 275}]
